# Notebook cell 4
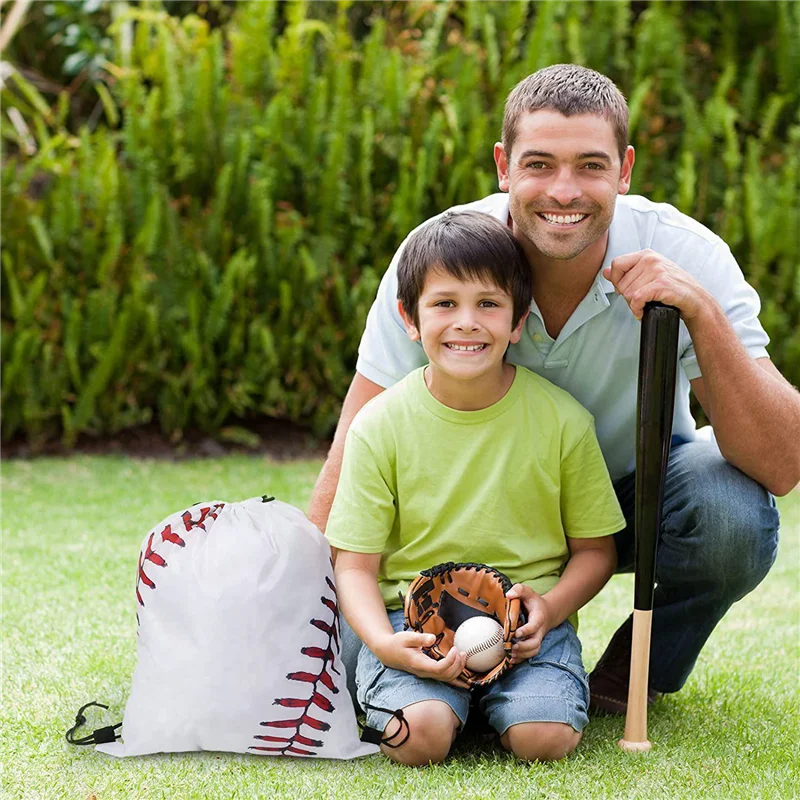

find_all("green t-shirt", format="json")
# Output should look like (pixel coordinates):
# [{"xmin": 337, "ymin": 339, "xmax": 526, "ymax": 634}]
[{"xmin": 326, "ymin": 366, "xmax": 625, "ymax": 622}]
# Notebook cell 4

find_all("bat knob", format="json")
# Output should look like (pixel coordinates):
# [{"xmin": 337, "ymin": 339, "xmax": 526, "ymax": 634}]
[{"xmin": 618, "ymin": 737, "xmax": 652, "ymax": 753}]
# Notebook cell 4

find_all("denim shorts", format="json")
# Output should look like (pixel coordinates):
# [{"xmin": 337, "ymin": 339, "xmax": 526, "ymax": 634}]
[{"xmin": 354, "ymin": 610, "xmax": 590, "ymax": 736}]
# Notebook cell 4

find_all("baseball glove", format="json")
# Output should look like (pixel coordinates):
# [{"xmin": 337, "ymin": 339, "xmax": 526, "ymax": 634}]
[{"xmin": 403, "ymin": 562, "xmax": 525, "ymax": 688}]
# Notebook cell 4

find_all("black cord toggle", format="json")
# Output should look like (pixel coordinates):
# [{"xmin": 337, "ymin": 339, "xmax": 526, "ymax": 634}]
[
  {"xmin": 65, "ymin": 701, "xmax": 122, "ymax": 746},
  {"xmin": 359, "ymin": 704, "xmax": 410, "ymax": 748}
]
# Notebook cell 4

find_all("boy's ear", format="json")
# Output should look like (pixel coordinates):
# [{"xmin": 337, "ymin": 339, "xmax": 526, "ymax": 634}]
[
  {"xmin": 509, "ymin": 309, "xmax": 530, "ymax": 345},
  {"xmin": 397, "ymin": 300, "xmax": 420, "ymax": 342}
]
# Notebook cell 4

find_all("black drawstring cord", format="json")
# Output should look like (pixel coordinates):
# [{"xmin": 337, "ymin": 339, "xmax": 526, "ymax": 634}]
[
  {"xmin": 65, "ymin": 701, "xmax": 121, "ymax": 746},
  {"xmin": 359, "ymin": 704, "xmax": 410, "ymax": 748}
]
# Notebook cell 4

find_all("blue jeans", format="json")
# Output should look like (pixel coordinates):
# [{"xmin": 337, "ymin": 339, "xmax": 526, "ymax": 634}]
[
  {"xmin": 612, "ymin": 440, "xmax": 779, "ymax": 692},
  {"xmin": 354, "ymin": 611, "xmax": 589, "ymax": 736}
]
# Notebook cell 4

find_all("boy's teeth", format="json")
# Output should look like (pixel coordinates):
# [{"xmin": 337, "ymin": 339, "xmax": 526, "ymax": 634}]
[
  {"xmin": 446, "ymin": 343, "xmax": 486, "ymax": 351},
  {"xmin": 541, "ymin": 212, "xmax": 587, "ymax": 225}
]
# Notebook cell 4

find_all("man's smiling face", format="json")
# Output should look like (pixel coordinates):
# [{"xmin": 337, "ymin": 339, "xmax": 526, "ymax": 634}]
[{"xmin": 495, "ymin": 110, "xmax": 634, "ymax": 262}]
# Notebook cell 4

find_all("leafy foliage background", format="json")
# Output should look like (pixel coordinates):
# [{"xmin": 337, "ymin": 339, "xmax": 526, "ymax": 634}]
[{"xmin": 2, "ymin": 0, "xmax": 798, "ymax": 448}]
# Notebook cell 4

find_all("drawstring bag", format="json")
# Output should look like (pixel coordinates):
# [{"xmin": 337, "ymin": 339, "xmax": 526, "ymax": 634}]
[{"xmin": 92, "ymin": 496, "xmax": 377, "ymax": 759}]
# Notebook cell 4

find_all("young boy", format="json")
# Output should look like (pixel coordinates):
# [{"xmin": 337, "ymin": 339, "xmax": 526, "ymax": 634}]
[{"xmin": 326, "ymin": 210, "xmax": 625, "ymax": 765}]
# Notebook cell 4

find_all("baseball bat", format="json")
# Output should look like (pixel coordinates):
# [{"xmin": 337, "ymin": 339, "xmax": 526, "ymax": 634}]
[{"xmin": 619, "ymin": 301, "xmax": 680, "ymax": 754}]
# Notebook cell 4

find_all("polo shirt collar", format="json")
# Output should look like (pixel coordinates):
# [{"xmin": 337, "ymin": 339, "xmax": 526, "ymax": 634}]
[{"xmin": 597, "ymin": 198, "xmax": 641, "ymax": 293}]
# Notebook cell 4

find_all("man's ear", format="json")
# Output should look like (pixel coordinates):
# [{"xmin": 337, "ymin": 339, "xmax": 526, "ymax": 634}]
[
  {"xmin": 509, "ymin": 309, "xmax": 530, "ymax": 345},
  {"xmin": 494, "ymin": 142, "xmax": 510, "ymax": 192},
  {"xmin": 618, "ymin": 145, "xmax": 635, "ymax": 195},
  {"xmin": 397, "ymin": 300, "xmax": 420, "ymax": 342}
]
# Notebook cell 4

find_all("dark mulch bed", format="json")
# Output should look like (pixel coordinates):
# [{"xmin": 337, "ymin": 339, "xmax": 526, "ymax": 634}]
[{"xmin": 1, "ymin": 418, "xmax": 332, "ymax": 461}]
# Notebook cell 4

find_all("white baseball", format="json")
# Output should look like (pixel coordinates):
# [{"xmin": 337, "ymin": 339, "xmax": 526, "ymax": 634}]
[{"xmin": 453, "ymin": 616, "xmax": 505, "ymax": 672}]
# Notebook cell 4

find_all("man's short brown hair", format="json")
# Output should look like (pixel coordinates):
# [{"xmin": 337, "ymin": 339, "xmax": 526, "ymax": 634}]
[
  {"xmin": 397, "ymin": 210, "xmax": 531, "ymax": 329},
  {"xmin": 502, "ymin": 64, "xmax": 629, "ymax": 164}
]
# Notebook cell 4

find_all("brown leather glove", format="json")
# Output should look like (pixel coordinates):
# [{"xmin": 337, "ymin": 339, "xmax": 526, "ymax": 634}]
[{"xmin": 403, "ymin": 562, "xmax": 525, "ymax": 688}]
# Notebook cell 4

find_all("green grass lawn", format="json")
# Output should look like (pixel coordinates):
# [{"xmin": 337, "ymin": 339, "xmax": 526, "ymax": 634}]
[{"xmin": 2, "ymin": 456, "xmax": 798, "ymax": 799}]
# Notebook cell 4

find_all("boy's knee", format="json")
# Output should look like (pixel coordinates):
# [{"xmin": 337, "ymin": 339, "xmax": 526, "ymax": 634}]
[
  {"xmin": 381, "ymin": 700, "xmax": 460, "ymax": 766},
  {"xmin": 501, "ymin": 722, "xmax": 581, "ymax": 762}
]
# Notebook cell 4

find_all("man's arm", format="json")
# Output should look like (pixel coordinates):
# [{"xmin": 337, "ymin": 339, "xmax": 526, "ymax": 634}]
[
  {"xmin": 688, "ymin": 317, "xmax": 800, "ymax": 496},
  {"xmin": 307, "ymin": 372, "xmax": 385, "ymax": 535},
  {"xmin": 604, "ymin": 250, "xmax": 800, "ymax": 496}
]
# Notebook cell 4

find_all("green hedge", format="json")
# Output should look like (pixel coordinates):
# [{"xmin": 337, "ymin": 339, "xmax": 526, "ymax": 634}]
[{"xmin": 2, "ymin": 0, "xmax": 799, "ymax": 447}]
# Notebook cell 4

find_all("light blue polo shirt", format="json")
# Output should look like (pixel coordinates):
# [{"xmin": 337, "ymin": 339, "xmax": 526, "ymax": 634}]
[{"xmin": 355, "ymin": 193, "xmax": 770, "ymax": 481}]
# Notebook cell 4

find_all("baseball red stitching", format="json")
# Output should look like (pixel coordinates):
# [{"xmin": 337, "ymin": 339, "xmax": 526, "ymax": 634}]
[
  {"xmin": 250, "ymin": 566, "xmax": 342, "ymax": 757},
  {"xmin": 135, "ymin": 504, "xmax": 225, "ymax": 610}
]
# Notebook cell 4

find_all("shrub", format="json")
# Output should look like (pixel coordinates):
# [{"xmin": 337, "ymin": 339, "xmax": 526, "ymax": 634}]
[{"xmin": 2, "ymin": 1, "xmax": 798, "ymax": 447}]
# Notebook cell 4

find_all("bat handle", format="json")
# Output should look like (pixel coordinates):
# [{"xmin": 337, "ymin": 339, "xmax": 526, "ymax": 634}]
[{"xmin": 618, "ymin": 609, "xmax": 653, "ymax": 753}]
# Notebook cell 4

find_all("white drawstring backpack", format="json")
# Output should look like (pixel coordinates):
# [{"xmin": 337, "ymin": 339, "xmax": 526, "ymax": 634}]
[{"xmin": 92, "ymin": 495, "xmax": 377, "ymax": 759}]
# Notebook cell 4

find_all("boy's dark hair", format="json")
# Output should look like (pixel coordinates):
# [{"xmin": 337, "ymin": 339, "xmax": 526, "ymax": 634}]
[
  {"xmin": 502, "ymin": 64, "xmax": 629, "ymax": 164},
  {"xmin": 396, "ymin": 210, "xmax": 532, "ymax": 329}
]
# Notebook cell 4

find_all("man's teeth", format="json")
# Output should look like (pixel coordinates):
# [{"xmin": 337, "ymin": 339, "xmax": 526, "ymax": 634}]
[
  {"xmin": 445, "ymin": 343, "xmax": 486, "ymax": 351},
  {"xmin": 541, "ymin": 212, "xmax": 588, "ymax": 225}
]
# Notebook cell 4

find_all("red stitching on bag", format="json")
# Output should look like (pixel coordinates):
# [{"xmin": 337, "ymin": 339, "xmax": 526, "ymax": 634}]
[
  {"xmin": 160, "ymin": 524, "xmax": 186, "ymax": 547},
  {"xmin": 135, "ymin": 504, "xmax": 225, "ymax": 610},
  {"xmin": 181, "ymin": 505, "xmax": 222, "ymax": 533},
  {"xmin": 250, "ymin": 567, "xmax": 342, "ymax": 757}
]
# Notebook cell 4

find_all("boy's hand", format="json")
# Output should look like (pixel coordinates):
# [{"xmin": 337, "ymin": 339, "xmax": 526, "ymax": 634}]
[
  {"xmin": 505, "ymin": 584, "xmax": 554, "ymax": 664},
  {"xmin": 374, "ymin": 631, "xmax": 471, "ymax": 689}
]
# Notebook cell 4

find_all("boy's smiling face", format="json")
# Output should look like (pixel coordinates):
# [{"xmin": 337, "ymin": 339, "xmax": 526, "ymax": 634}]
[{"xmin": 399, "ymin": 268, "xmax": 528, "ymax": 387}]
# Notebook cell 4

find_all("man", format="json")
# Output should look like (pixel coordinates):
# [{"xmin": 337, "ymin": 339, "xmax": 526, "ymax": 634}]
[{"xmin": 309, "ymin": 64, "xmax": 800, "ymax": 713}]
